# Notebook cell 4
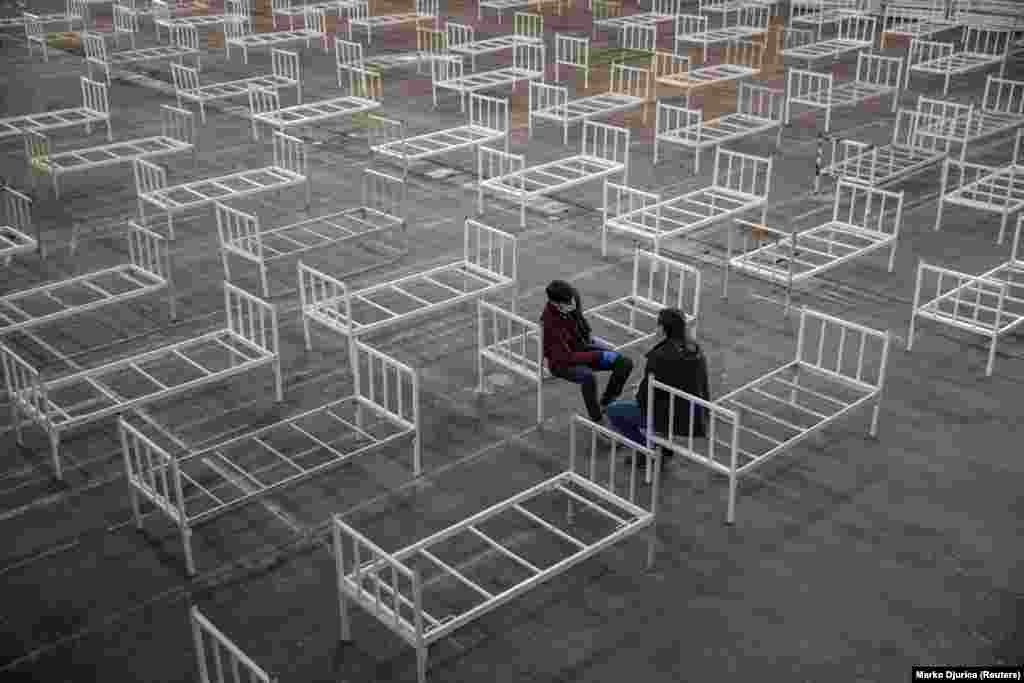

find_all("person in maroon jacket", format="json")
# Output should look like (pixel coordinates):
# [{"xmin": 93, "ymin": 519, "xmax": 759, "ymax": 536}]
[{"xmin": 541, "ymin": 280, "xmax": 634, "ymax": 422}]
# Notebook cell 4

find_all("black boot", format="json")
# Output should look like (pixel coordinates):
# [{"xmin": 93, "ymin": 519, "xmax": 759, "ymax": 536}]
[{"xmin": 600, "ymin": 355, "xmax": 634, "ymax": 406}]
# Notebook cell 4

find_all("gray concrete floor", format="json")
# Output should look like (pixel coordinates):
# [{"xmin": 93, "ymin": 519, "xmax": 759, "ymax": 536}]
[{"xmin": 0, "ymin": 2, "xmax": 1022, "ymax": 681}]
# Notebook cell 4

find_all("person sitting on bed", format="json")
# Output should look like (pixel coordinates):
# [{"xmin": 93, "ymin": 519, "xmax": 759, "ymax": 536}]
[
  {"xmin": 605, "ymin": 308, "xmax": 710, "ymax": 461},
  {"xmin": 541, "ymin": 279, "xmax": 634, "ymax": 423}
]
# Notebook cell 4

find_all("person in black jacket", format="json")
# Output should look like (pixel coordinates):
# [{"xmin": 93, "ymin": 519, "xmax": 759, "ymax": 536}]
[
  {"xmin": 541, "ymin": 280, "xmax": 634, "ymax": 422},
  {"xmin": 606, "ymin": 308, "xmax": 710, "ymax": 451}
]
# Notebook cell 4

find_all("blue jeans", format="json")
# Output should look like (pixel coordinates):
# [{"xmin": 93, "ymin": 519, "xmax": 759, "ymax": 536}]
[
  {"xmin": 605, "ymin": 399, "xmax": 646, "ymax": 447},
  {"xmin": 549, "ymin": 338, "xmax": 633, "ymax": 422}
]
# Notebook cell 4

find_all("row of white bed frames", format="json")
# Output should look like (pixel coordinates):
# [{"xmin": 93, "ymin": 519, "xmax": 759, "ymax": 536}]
[{"xmin": 3, "ymin": 3, "xmax": 1023, "ymax": 682}]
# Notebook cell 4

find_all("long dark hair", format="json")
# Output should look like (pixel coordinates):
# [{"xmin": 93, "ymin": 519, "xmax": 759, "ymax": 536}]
[{"xmin": 659, "ymin": 308, "xmax": 695, "ymax": 350}]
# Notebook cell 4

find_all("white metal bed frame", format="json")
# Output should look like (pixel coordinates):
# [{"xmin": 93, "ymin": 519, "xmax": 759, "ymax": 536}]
[
  {"xmin": 225, "ymin": 8, "xmax": 327, "ymax": 63},
  {"xmin": 0, "ymin": 187, "xmax": 39, "ymax": 271},
  {"xmin": 153, "ymin": 2, "xmax": 227, "ymax": 42},
  {"xmin": 272, "ymin": 0, "xmax": 349, "ymax": 30},
  {"xmin": 907, "ymin": 216, "xmax": 1024, "ymax": 377},
  {"xmin": 780, "ymin": 14, "xmax": 876, "ymax": 67},
  {"xmin": 584, "ymin": 247, "xmax": 701, "ymax": 351},
  {"xmin": 333, "ymin": 414, "xmax": 659, "ymax": 683},
  {"xmin": 723, "ymin": 182, "xmax": 906, "ymax": 311},
  {"xmin": 592, "ymin": 0, "xmax": 685, "ymax": 42},
  {"xmin": 790, "ymin": 0, "xmax": 865, "ymax": 40},
  {"xmin": 882, "ymin": 0, "xmax": 962, "ymax": 43},
  {"xmin": 933, "ymin": 129, "xmax": 1024, "ymax": 245},
  {"xmin": 24, "ymin": 12, "xmax": 54, "ymax": 62},
  {"xmin": 673, "ymin": 5, "xmax": 770, "ymax": 63},
  {"xmin": 0, "ymin": 222, "xmax": 176, "ymax": 337},
  {"xmin": 912, "ymin": 77, "xmax": 1024, "ymax": 162},
  {"xmin": 653, "ymin": 81, "xmax": 783, "ymax": 172},
  {"xmin": 602, "ymin": 147, "xmax": 773, "ymax": 256},
  {"xmin": 122, "ymin": 339, "xmax": 420, "ymax": 576},
  {"xmin": 652, "ymin": 40, "xmax": 764, "ymax": 105},
  {"xmin": 217, "ymin": 168, "xmax": 407, "ymax": 297},
  {"xmin": 554, "ymin": 33, "xmax": 590, "ymax": 89},
  {"xmin": 334, "ymin": 38, "xmax": 422, "ymax": 83},
  {"xmin": 370, "ymin": 92, "xmax": 511, "ymax": 181},
  {"xmin": 814, "ymin": 107, "xmax": 952, "ymax": 192},
  {"xmin": 905, "ymin": 26, "xmax": 1012, "ymax": 95},
  {"xmin": 1, "ymin": 10, "xmax": 69, "ymax": 33},
  {"xmin": 431, "ymin": 42, "xmax": 546, "ymax": 112},
  {"xmin": 529, "ymin": 63, "xmax": 651, "ymax": 146},
  {"xmin": 781, "ymin": 51, "xmax": 904, "ymax": 142},
  {"xmin": 0, "ymin": 77, "xmax": 112, "ymax": 143},
  {"xmin": 0, "ymin": 186, "xmax": 37, "ymax": 264},
  {"xmin": 111, "ymin": 3, "xmax": 140, "ymax": 48},
  {"xmin": 347, "ymin": 0, "xmax": 438, "ymax": 44},
  {"xmin": 170, "ymin": 49, "xmax": 303, "ymax": 124},
  {"xmin": 83, "ymin": 24, "xmax": 201, "ymax": 84},
  {"xmin": 478, "ymin": 121, "xmax": 631, "ymax": 227},
  {"xmin": 447, "ymin": 13, "xmax": 544, "ymax": 72},
  {"xmin": 300, "ymin": 218, "xmax": 518, "ymax": 370},
  {"xmin": 477, "ymin": 0, "xmax": 532, "ymax": 23},
  {"xmin": 26, "ymin": 105, "xmax": 195, "ymax": 200},
  {"xmin": 648, "ymin": 307, "xmax": 890, "ymax": 524},
  {"xmin": 248, "ymin": 65, "xmax": 381, "ymax": 141},
  {"xmin": 1, "ymin": 282, "xmax": 282, "ymax": 481},
  {"xmin": 134, "ymin": 130, "xmax": 309, "ymax": 240},
  {"xmin": 191, "ymin": 608, "xmax": 274, "ymax": 683}
]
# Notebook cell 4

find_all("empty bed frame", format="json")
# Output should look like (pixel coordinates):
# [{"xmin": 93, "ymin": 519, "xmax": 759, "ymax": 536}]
[
  {"xmin": 347, "ymin": 0, "xmax": 438, "ymax": 44},
  {"xmin": 248, "ymin": 64, "xmax": 382, "ymax": 141},
  {"xmin": 648, "ymin": 307, "xmax": 891, "ymax": 523},
  {"xmin": 592, "ymin": 0, "xmax": 684, "ymax": 43},
  {"xmin": 83, "ymin": 24, "xmax": 201, "ymax": 84},
  {"xmin": 779, "ymin": 15, "xmax": 877, "ymax": 68},
  {"xmin": 904, "ymin": 25, "xmax": 1012, "ymax": 95},
  {"xmin": 447, "ymin": 13, "xmax": 544, "ymax": 72},
  {"xmin": 1, "ymin": 282, "xmax": 282, "ymax": 481},
  {"xmin": 134, "ymin": 130, "xmax": 309, "ymax": 240},
  {"xmin": 299, "ymin": 218, "xmax": 518, "ymax": 370},
  {"xmin": 814, "ymin": 107, "xmax": 950, "ymax": 193},
  {"xmin": 0, "ymin": 186, "xmax": 37, "ymax": 263},
  {"xmin": 153, "ymin": 2, "xmax": 228, "ymax": 41},
  {"xmin": 652, "ymin": 39, "xmax": 764, "ymax": 107},
  {"xmin": 370, "ymin": 93, "xmax": 510, "ymax": 181},
  {"xmin": 476, "ymin": 248, "xmax": 700, "ymax": 422},
  {"xmin": 913, "ymin": 76, "xmax": 1024, "ymax": 162},
  {"xmin": 602, "ymin": 147, "xmax": 773, "ymax": 256},
  {"xmin": 333, "ymin": 414, "xmax": 660, "ymax": 683},
  {"xmin": 431, "ymin": 42, "xmax": 545, "ymax": 112},
  {"xmin": 191, "ymin": 608, "xmax": 274, "ymax": 683},
  {"xmin": 224, "ymin": 8, "xmax": 327, "ymax": 64},
  {"xmin": 122, "ymin": 339, "xmax": 420, "ymax": 575},
  {"xmin": 908, "ymin": 216, "xmax": 1024, "ymax": 377},
  {"xmin": 654, "ymin": 81, "xmax": 783, "ymax": 172},
  {"xmin": 478, "ymin": 121, "xmax": 630, "ymax": 227},
  {"xmin": 881, "ymin": 0, "xmax": 962, "ymax": 43},
  {"xmin": 673, "ymin": 5, "xmax": 770, "ymax": 63},
  {"xmin": 529, "ymin": 63, "xmax": 651, "ymax": 146},
  {"xmin": 0, "ymin": 77, "xmax": 111, "ymax": 143},
  {"xmin": 26, "ymin": 105, "xmax": 196, "ymax": 200},
  {"xmin": 170, "ymin": 49, "xmax": 303, "ymax": 124},
  {"xmin": 217, "ymin": 168, "xmax": 407, "ymax": 297},
  {"xmin": 0, "ymin": 223, "xmax": 175, "ymax": 337},
  {"xmin": 790, "ymin": 0, "xmax": 865, "ymax": 40},
  {"xmin": 782, "ymin": 52, "xmax": 904, "ymax": 141},
  {"xmin": 933, "ymin": 129, "xmax": 1024, "ymax": 245},
  {"xmin": 724, "ymin": 182, "xmax": 906, "ymax": 311}
]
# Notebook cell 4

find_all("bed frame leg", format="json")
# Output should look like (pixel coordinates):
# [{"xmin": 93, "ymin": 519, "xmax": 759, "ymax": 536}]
[
  {"xmin": 274, "ymin": 358, "xmax": 284, "ymax": 403},
  {"xmin": 869, "ymin": 398, "xmax": 882, "ymax": 438},
  {"xmin": 259, "ymin": 263, "xmax": 270, "ymax": 299},
  {"xmin": 985, "ymin": 336, "xmax": 998, "ymax": 377},
  {"xmin": 183, "ymin": 525, "xmax": 196, "ymax": 577},
  {"xmin": 49, "ymin": 432, "xmax": 62, "ymax": 481},
  {"xmin": 726, "ymin": 472, "xmax": 737, "ymax": 525},
  {"xmin": 520, "ymin": 199, "xmax": 525, "ymax": 228},
  {"xmin": 416, "ymin": 646, "xmax": 428, "ymax": 683},
  {"xmin": 997, "ymin": 212, "xmax": 1009, "ymax": 245}
]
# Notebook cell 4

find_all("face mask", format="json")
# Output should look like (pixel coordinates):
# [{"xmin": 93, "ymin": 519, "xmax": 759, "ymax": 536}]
[{"xmin": 555, "ymin": 301, "xmax": 576, "ymax": 314}]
